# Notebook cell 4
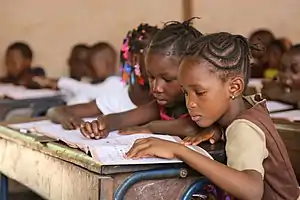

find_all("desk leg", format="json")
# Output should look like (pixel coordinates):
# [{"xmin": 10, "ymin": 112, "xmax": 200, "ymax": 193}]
[
  {"xmin": 180, "ymin": 178, "xmax": 209, "ymax": 200},
  {"xmin": 0, "ymin": 173, "xmax": 8, "ymax": 200}
]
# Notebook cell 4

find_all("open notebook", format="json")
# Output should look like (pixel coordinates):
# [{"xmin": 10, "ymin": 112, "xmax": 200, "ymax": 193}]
[{"xmin": 9, "ymin": 119, "xmax": 213, "ymax": 165}]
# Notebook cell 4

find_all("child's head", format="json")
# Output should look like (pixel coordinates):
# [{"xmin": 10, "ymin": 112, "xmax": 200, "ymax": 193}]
[
  {"xmin": 88, "ymin": 42, "xmax": 117, "ymax": 82},
  {"xmin": 145, "ymin": 18, "xmax": 202, "ymax": 107},
  {"xmin": 279, "ymin": 44, "xmax": 300, "ymax": 89},
  {"xmin": 68, "ymin": 44, "xmax": 90, "ymax": 80},
  {"xmin": 265, "ymin": 40, "xmax": 286, "ymax": 69},
  {"xmin": 5, "ymin": 42, "xmax": 33, "ymax": 78},
  {"xmin": 179, "ymin": 32, "xmax": 251, "ymax": 127},
  {"xmin": 121, "ymin": 23, "xmax": 159, "ymax": 86},
  {"xmin": 249, "ymin": 29, "xmax": 275, "ymax": 59}
]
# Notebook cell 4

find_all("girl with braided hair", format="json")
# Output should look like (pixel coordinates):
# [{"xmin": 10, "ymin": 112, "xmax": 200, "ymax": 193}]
[
  {"xmin": 126, "ymin": 32, "xmax": 299, "ymax": 200},
  {"xmin": 80, "ymin": 18, "xmax": 222, "ymax": 143}
]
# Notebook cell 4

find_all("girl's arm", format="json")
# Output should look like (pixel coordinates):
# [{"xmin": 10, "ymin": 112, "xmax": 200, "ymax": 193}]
[
  {"xmin": 47, "ymin": 100, "xmax": 101, "ymax": 129},
  {"xmin": 105, "ymin": 100, "xmax": 160, "ymax": 131}
]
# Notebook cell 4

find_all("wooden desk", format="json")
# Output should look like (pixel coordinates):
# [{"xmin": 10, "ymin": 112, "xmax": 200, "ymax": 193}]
[
  {"xmin": 0, "ymin": 123, "xmax": 225, "ymax": 200},
  {"xmin": 275, "ymin": 121, "xmax": 300, "ymax": 181},
  {"xmin": 0, "ymin": 96, "xmax": 64, "ymax": 121}
]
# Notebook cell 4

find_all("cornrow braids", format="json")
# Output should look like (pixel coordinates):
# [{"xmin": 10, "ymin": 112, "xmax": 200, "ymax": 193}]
[
  {"xmin": 121, "ymin": 23, "xmax": 159, "ymax": 85},
  {"xmin": 185, "ymin": 32, "xmax": 252, "ymax": 85},
  {"xmin": 147, "ymin": 17, "xmax": 202, "ymax": 61}
]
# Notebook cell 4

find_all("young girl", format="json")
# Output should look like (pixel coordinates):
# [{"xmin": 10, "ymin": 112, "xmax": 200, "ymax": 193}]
[
  {"xmin": 47, "ymin": 24, "xmax": 158, "ymax": 130},
  {"xmin": 126, "ymin": 32, "xmax": 299, "ymax": 199},
  {"xmin": 262, "ymin": 44, "xmax": 300, "ymax": 105},
  {"xmin": 80, "ymin": 19, "xmax": 221, "ymax": 142}
]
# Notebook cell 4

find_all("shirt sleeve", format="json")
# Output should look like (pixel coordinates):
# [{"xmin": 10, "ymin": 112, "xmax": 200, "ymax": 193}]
[{"xmin": 225, "ymin": 119, "xmax": 268, "ymax": 177}]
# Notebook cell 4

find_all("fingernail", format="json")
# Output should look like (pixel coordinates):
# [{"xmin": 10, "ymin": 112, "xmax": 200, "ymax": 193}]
[
  {"xmin": 95, "ymin": 136, "xmax": 100, "ymax": 139},
  {"xmin": 91, "ymin": 134, "xmax": 94, "ymax": 137}
]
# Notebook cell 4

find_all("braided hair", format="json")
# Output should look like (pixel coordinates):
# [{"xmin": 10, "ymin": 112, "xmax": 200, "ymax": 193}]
[
  {"xmin": 147, "ymin": 17, "xmax": 202, "ymax": 61},
  {"xmin": 185, "ymin": 32, "xmax": 253, "ymax": 85},
  {"xmin": 121, "ymin": 23, "xmax": 159, "ymax": 85}
]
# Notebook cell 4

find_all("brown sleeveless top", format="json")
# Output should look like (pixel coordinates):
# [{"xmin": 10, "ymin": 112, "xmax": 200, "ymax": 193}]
[{"xmin": 236, "ymin": 94, "xmax": 299, "ymax": 199}]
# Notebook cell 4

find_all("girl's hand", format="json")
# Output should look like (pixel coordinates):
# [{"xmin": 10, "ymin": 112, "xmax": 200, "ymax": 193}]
[
  {"xmin": 125, "ymin": 137, "xmax": 182, "ymax": 159},
  {"xmin": 80, "ymin": 116, "xmax": 110, "ymax": 139},
  {"xmin": 119, "ymin": 125, "xmax": 152, "ymax": 135},
  {"xmin": 61, "ymin": 116, "xmax": 84, "ymax": 130},
  {"xmin": 182, "ymin": 125, "xmax": 223, "ymax": 146}
]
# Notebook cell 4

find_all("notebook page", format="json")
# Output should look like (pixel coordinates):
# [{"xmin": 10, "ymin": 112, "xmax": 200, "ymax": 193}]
[
  {"xmin": 266, "ymin": 101, "xmax": 293, "ymax": 113},
  {"xmin": 90, "ymin": 143, "xmax": 212, "ymax": 165},
  {"xmin": 270, "ymin": 110, "xmax": 300, "ymax": 121}
]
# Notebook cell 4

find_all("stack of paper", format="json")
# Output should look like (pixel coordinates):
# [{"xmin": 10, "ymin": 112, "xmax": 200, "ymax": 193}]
[
  {"xmin": 266, "ymin": 101, "xmax": 293, "ymax": 113},
  {"xmin": 270, "ymin": 110, "xmax": 300, "ymax": 122}
]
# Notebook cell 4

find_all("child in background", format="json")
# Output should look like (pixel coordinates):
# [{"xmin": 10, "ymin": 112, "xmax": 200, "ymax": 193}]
[
  {"xmin": 47, "ymin": 24, "xmax": 158, "ymax": 130},
  {"xmin": 263, "ymin": 40, "xmax": 287, "ymax": 80},
  {"xmin": 262, "ymin": 44, "xmax": 300, "ymax": 105},
  {"xmin": 126, "ymin": 32, "xmax": 299, "ymax": 199},
  {"xmin": 0, "ymin": 42, "xmax": 46, "ymax": 88},
  {"xmin": 80, "ymin": 19, "xmax": 221, "ymax": 143},
  {"xmin": 249, "ymin": 29, "xmax": 275, "ymax": 78},
  {"xmin": 68, "ymin": 44, "xmax": 90, "ymax": 81},
  {"xmin": 33, "ymin": 42, "xmax": 118, "ymax": 105}
]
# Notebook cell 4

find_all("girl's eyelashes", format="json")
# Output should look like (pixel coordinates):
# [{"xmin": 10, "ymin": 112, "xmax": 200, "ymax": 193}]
[
  {"xmin": 162, "ymin": 76, "xmax": 176, "ymax": 83},
  {"xmin": 195, "ymin": 91, "xmax": 207, "ymax": 96}
]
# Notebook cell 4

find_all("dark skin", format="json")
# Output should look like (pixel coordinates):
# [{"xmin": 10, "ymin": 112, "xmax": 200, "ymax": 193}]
[
  {"xmin": 262, "ymin": 51, "xmax": 300, "ymax": 104},
  {"xmin": 69, "ymin": 48, "xmax": 90, "ymax": 81},
  {"xmin": 80, "ymin": 53, "xmax": 221, "ymax": 143},
  {"xmin": 0, "ymin": 49, "xmax": 42, "ymax": 88},
  {"xmin": 33, "ymin": 49, "xmax": 116, "ymax": 89},
  {"xmin": 47, "ymin": 52, "xmax": 152, "ymax": 130},
  {"xmin": 126, "ymin": 58, "xmax": 264, "ymax": 200}
]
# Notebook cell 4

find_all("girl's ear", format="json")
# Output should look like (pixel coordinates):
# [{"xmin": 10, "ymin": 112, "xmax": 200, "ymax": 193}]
[{"xmin": 229, "ymin": 76, "xmax": 245, "ymax": 97}]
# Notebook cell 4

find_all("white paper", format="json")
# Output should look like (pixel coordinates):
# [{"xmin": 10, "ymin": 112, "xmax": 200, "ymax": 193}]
[
  {"xmin": 90, "ymin": 141, "xmax": 213, "ymax": 165},
  {"xmin": 5, "ymin": 89, "xmax": 60, "ymax": 99},
  {"xmin": 270, "ymin": 110, "xmax": 300, "ymax": 121},
  {"xmin": 266, "ymin": 101, "xmax": 293, "ymax": 113}
]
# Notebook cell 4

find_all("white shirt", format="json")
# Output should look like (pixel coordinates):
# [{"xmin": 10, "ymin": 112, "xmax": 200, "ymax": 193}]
[
  {"xmin": 57, "ymin": 76, "xmax": 124, "ymax": 105},
  {"xmin": 95, "ymin": 84, "xmax": 136, "ymax": 115}
]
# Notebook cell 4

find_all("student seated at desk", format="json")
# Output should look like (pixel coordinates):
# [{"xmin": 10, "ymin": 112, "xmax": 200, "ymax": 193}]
[
  {"xmin": 263, "ymin": 40, "xmax": 287, "ymax": 80},
  {"xmin": 262, "ymin": 44, "xmax": 300, "ymax": 105},
  {"xmin": 0, "ymin": 42, "xmax": 46, "ymax": 89},
  {"xmin": 68, "ymin": 43, "xmax": 91, "ymax": 82},
  {"xmin": 248, "ymin": 29, "xmax": 275, "ymax": 78},
  {"xmin": 47, "ymin": 23, "xmax": 159, "ymax": 129},
  {"xmin": 80, "ymin": 19, "xmax": 222, "ymax": 141},
  {"xmin": 126, "ymin": 32, "xmax": 300, "ymax": 200},
  {"xmin": 33, "ymin": 42, "xmax": 117, "ymax": 105}
]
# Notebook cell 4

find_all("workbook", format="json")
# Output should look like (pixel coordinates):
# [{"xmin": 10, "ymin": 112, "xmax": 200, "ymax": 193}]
[
  {"xmin": 266, "ymin": 101, "xmax": 293, "ymax": 113},
  {"xmin": 8, "ymin": 119, "xmax": 213, "ymax": 165}
]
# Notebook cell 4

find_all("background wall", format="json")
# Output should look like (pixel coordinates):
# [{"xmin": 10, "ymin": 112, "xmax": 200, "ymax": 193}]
[
  {"xmin": 0, "ymin": 0, "xmax": 182, "ymax": 77},
  {"xmin": 1, "ymin": 0, "xmax": 300, "ymax": 77},
  {"xmin": 193, "ymin": 0, "xmax": 300, "ymax": 42}
]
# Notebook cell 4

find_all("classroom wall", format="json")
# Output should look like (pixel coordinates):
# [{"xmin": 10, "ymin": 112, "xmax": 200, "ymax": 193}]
[
  {"xmin": 193, "ymin": 0, "xmax": 300, "ymax": 42},
  {"xmin": 1, "ymin": 0, "xmax": 300, "ymax": 77},
  {"xmin": 0, "ymin": 0, "xmax": 182, "ymax": 77}
]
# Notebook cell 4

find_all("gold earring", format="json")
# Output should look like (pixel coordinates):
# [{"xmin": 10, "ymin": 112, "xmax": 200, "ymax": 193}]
[{"xmin": 230, "ymin": 95, "xmax": 235, "ymax": 100}]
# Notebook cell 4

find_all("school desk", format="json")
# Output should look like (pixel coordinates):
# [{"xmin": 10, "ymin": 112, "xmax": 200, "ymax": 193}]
[
  {"xmin": 0, "ymin": 95, "xmax": 64, "ymax": 121},
  {"xmin": 0, "ymin": 119, "xmax": 225, "ymax": 200},
  {"xmin": 274, "ymin": 121, "xmax": 300, "ymax": 182}
]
